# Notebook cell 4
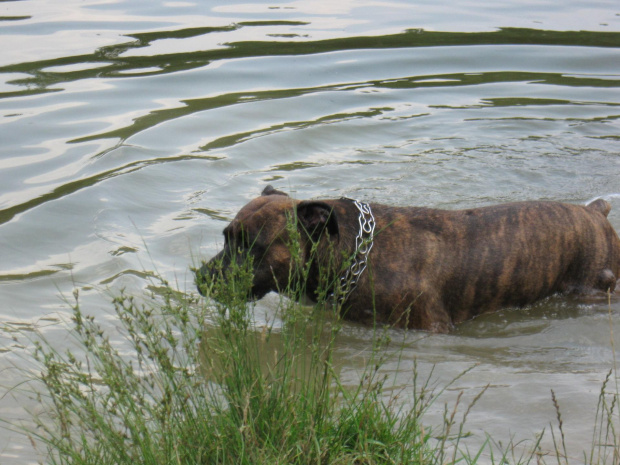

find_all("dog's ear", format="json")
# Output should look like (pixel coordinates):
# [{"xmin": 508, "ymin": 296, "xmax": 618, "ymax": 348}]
[
  {"xmin": 587, "ymin": 198, "xmax": 611, "ymax": 217},
  {"xmin": 262, "ymin": 185, "xmax": 289, "ymax": 197},
  {"xmin": 297, "ymin": 201, "xmax": 339, "ymax": 239}
]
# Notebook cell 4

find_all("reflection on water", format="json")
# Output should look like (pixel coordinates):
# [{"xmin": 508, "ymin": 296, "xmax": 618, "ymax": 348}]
[{"xmin": 1, "ymin": 0, "xmax": 620, "ymax": 462}]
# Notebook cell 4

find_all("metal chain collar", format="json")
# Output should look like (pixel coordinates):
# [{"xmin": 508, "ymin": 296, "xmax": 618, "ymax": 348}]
[{"xmin": 334, "ymin": 198, "xmax": 376, "ymax": 304}]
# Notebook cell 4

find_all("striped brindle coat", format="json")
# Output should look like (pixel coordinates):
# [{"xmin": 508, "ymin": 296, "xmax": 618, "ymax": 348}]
[{"xmin": 198, "ymin": 186, "xmax": 620, "ymax": 332}]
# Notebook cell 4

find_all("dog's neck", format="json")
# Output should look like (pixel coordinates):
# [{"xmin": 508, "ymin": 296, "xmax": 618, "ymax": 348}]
[
  {"xmin": 304, "ymin": 198, "xmax": 375, "ymax": 306},
  {"xmin": 333, "ymin": 198, "xmax": 375, "ymax": 304}
]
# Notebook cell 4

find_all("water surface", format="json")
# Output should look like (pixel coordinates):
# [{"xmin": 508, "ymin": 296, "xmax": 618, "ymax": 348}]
[{"xmin": 1, "ymin": 0, "xmax": 620, "ymax": 462}]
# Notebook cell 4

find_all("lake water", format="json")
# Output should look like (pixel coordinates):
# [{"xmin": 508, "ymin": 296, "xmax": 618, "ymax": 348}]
[{"xmin": 1, "ymin": 0, "xmax": 620, "ymax": 462}]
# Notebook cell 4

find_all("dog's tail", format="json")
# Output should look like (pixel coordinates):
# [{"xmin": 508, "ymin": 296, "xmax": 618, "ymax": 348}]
[{"xmin": 586, "ymin": 198, "xmax": 611, "ymax": 217}]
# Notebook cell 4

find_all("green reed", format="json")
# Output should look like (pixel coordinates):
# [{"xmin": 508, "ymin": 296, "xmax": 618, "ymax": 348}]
[
  {"xmin": 16, "ymin": 231, "xmax": 487, "ymax": 464},
  {"xmin": 11, "ymin": 229, "xmax": 620, "ymax": 464}
]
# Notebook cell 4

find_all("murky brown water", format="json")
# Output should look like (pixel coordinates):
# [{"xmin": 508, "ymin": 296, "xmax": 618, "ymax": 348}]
[{"xmin": 1, "ymin": 0, "xmax": 620, "ymax": 462}]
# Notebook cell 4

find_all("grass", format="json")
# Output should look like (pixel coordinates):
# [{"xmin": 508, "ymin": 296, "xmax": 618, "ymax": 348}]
[
  {"xmin": 11, "ymin": 260, "xmax": 460, "ymax": 464},
  {"xmin": 5, "ymin": 234, "xmax": 620, "ymax": 464}
]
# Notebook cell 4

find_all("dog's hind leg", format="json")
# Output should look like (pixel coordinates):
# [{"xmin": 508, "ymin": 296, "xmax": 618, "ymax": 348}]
[{"xmin": 391, "ymin": 289, "xmax": 452, "ymax": 332}]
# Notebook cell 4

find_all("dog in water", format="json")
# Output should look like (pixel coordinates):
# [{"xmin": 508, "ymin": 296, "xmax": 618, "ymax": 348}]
[{"xmin": 197, "ymin": 186, "xmax": 620, "ymax": 332}]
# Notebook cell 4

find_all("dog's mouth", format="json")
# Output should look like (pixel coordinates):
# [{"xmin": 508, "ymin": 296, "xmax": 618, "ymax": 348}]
[
  {"xmin": 194, "ymin": 261, "xmax": 228, "ymax": 297},
  {"xmin": 194, "ymin": 266, "xmax": 213, "ymax": 297},
  {"xmin": 195, "ymin": 260, "xmax": 271, "ymax": 303}
]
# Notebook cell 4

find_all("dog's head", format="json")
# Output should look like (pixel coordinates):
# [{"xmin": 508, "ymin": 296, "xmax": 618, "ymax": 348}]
[{"xmin": 196, "ymin": 186, "xmax": 339, "ymax": 300}]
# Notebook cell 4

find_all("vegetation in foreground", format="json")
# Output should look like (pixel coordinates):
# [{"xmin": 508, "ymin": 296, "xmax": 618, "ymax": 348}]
[
  {"xmin": 21, "ymin": 263, "xmax": 484, "ymax": 464},
  {"xmin": 5, "ymin": 239, "xmax": 620, "ymax": 464}
]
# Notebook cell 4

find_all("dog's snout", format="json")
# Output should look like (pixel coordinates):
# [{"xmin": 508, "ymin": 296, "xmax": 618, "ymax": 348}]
[
  {"xmin": 195, "ymin": 250, "xmax": 227, "ymax": 296},
  {"xmin": 195, "ymin": 261, "xmax": 213, "ymax": 296}
]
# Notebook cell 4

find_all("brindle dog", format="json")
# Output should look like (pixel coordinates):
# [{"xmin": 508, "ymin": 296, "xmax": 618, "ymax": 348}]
[{"xmin": 197, "ymin": 186, "xmax": 620, "ymax": 332}]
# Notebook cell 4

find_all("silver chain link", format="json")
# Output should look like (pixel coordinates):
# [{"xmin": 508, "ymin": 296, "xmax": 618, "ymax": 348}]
[{"xmin": 334, "ymin": 198, "xmax": 375, "ymax": 304}]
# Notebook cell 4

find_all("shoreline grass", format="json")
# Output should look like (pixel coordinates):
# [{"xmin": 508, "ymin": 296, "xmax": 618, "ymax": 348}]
[
  {"xmin": 14, "ymin": 259, "xmax": 492, "ymax": 464},
  {"xmin": 4, "ymin": 253, "xmax": 620, "ymax": 463}
]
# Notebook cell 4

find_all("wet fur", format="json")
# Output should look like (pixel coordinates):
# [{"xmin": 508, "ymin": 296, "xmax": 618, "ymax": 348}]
[{"xmin": 199, "ymin": 188, "xmax": 620, "ymax": 332}]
